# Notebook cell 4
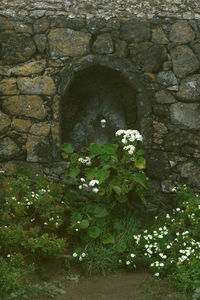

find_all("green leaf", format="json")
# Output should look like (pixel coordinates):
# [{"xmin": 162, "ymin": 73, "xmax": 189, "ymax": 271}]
[
  {"xmin": 94, "ymin": 206, "xmax": 108, "ymax": 218},
  {"xmin": 70, "ymin": 153, "xmax": 79, "ymax": 163},
  {"xmin": 133, "ymin": 173, "xmax": 148, "ymax": 189},
  {"xmin": 66, "ymin": 167, "xmax": 80, "ymax": 178},
  {"xmin": 80, "ymin": 219, "xmax": 89, "ymax": 229},
  {"xmin": 102, "ymin": 143, "xmax": 118, "ymax": 155},
  {"xmin": 136, "ymin": 149, "xmax": 144, "ymax": 156},
  {"xmin": 71, "ymin": 212, "xmax": 82, "ymax": 223},
  {"xmin": 88, "ymin": 226, "xmax": 101, "ymax": 239},
  {"xmin": 115, "ymin": 194, "xmax": 127, "ymax": 203},
  {"xmin": 61, "ymin": 143, "xmax": 74, "ymax": 153},
  {"xmin": 90, "ymin": 143, "xmax": 102, "ymax": 155},
  {"xmin": 96, "ymin": 169, "xmax": 110, "ymax": 184},
  {"xmin": 135, "ymin": 157, "xmax": 146, "ymax": 169},
  {"xmin": 112, "ymin": 185, "xmax": 121, "ymax": 195},
  {"xmin": 61, "ymin": 153, "xmax": 69, "ymax": 159},
  {"xmin": 102, "ymin": 233, "xmax": 115, "ymax": 244}
]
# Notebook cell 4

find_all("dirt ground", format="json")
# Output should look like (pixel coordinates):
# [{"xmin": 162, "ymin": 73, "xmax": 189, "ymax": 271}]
[{"xmin": 39, "ymin": 271, "xmax": 178, "ymax": 300}]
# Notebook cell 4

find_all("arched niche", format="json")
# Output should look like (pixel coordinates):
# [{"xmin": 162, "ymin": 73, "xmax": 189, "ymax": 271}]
[{"xmin": 61, "ymin": 65, "xmax": 138, "ymax": 149}]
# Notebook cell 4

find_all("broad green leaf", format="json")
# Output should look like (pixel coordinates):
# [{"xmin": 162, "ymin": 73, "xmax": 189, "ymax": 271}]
[
  {"xmin": 135, "ymin": 157, "xmax": 146, "ymax": 169},
  {"xmin": 66, "ymin": 167, "xmax": 80, "ymax": 178},
  {"xmin": 112, "ymin": 185, "xmax": 121, "ymax": 195},
  {"xmin": 102, "ymin": 233, "xmax": 115, "ymax": 244},
  {"xmin": 102, "ymin": 143, "xmax": 118, "ymax": 155},
  {"xmin": 70, "ymin": 153, "xmax": 79, "ymax": 163},
  {"xmin": 90, "ymin": 143, "xmax": 102, "ymax": 155},
  {"xmin": 71, "ymin": 212, "xmax": 82, "ymax": 223},
  {"xmin": 94, "ymin": 206, "xmax": 108, "ymax": 218},
  {"xmin": 136, "ymin": 149, "xmax": 144, "ymax": 156},
  {"xmin": 80, "ymin": 219, "xmax": 89, "ymax": 229},
  {"xmin": 133, "ymin": 173, "xmax": 148, "ymax": 189},
  {"xmin": 61, "ymin": 143, "xmax": 74, "ymax": 153},
  {"xmin": 85, "ymin": 167, "xmax": 98, "ymax": 180},
  {"xmin": 88, "ymin": 226, "xmax": 101, "ymax": 239},
  {"xmin": 96, "ymin": 169, "xmax": 110, "ymax": 184},
  {"xmin": 61, "ymin": 152, "xmax": 68, "ymax": 159}
]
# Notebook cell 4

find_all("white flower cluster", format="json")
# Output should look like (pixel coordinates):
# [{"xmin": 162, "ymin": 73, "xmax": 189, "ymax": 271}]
[
  {"xmin": 123, "ymin": 145, "xmax": 136, "ymax": 155},
  {"xmin": 119, "ymin": 253, "xmax": 136, "ymax": 269},
  {"xmin": 0, "ymin": 170, "xmax": 5, "ymax": 174},
  {"xmin": 78, "ymin": 156, "xmax": 91, "ymax": 166},
  {"xmin": 78, "ymin": 177, "xmax": 99, "ymax": 193},
  {"xmin": 72, "ymin": 251, "xmax": 86, "ymax": 261},
  {"xmin": 115, "ymin": 129, "xmax": 143, "ymax": 144}
]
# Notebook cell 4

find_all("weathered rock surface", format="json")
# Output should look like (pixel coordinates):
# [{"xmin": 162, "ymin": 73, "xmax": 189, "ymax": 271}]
[
  {"xmin": 0, "ymin": 137, "xmax": 20, "ymax": 160},
  {"xmin": 170, "ymin": 102, "xmax": 200, "ymax": 129},
  {"xmin": 30, "ymin": 122, "xmax": 51, "ymax": 136},
  {"xmin": 154, "ymin": 90, "xmax": 176, "ymax": 104},
  {"xmin": 169, "ymin": 21, "xmax": 195, "ymax": 44},
  {"xmin": 130, "ymin": 43, "xmax": 167, "ymax": 72},
  {"xmin": 0, "ymin": 111, "xmax": 11, "ymax": 134},
  {"xmin": 152, "ymin": 28, "xmax": 168, "ymax": 44},
  {"xmin": 12, "ymin": 118, "xmax": 32, "ymax": 133},
  {"xmin": 170, "ymin": 45, "xmax": 200, "ymax": 78},
  {"xmin": 156, "ymin": 71, "xmax": 177, "ymax": 86},
  {"xmin": 9, "ymin": 60, "xmax": 46, "ymax": 76},
  {"xmin": 2, "ymin": 95, "xmax": 47, "ymax": 120},
  {"xmin": 178, "ymin": 161, "xmax": 200, "ymax": 187},
  {"xmin": 0, "ymin": 78, "xmax": 18, "ymax": 95},
  {"xmin": 17, "ymin": 76, "xmax": 56, "ymax": 95},
  {"xmin": 92, "ymin": 33, "xmax": 114, "ymax": 54},
  {"xmin": 177, "ymin": 74, "xmax": 200, "ymax": 101},
  {"xmin": 120, "ymin": 20, "xmax": 150, "ymax": 43},
  {"xmin": 49, "ymin": 28, "xmax": 91, "ymax": 57},
  {"xmin": 0, "ymin": 32, "xmax": 36, "ymax": 64},
  {"xmin": 26, "ymin": 135, "xmax": 52, "ymax": 162},
  {"xmin": 33, "ymin": 17, "xmax": 49, "ymax": 33},
  {"xmin": 34, "ymin": 34, "xmax": 47, "ymax": 53}
]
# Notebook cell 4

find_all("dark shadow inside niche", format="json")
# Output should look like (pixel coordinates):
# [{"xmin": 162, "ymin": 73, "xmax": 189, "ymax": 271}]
[{"xmin": 61, "ymin": 66, "xmax": 138, "ymax": 150}]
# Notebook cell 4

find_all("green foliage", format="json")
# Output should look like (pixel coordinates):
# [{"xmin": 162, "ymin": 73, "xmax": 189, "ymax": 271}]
[
  {"xmin": 61, "ymin": 130, "xmax": 148, "ymax": 247},
  {"xmin": 123, "ymin": 187, "xmax": 200, "ymax": 294}
]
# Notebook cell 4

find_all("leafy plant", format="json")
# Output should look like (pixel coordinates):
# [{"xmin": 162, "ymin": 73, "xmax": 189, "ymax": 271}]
[{"xmin": 61, "ymin": 129, "xmax": 148, "ymax": 246}]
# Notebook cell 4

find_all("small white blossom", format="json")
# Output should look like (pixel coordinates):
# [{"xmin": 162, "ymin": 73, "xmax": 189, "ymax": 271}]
[{"xmin": 72, "ymin": 252, "xmax": 77, "ymax": 257}]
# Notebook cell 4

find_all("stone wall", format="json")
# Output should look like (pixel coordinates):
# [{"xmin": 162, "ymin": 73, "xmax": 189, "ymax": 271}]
[{"xmin": 1, "ymin": 1, "xmax": 200, "ymax": 192}]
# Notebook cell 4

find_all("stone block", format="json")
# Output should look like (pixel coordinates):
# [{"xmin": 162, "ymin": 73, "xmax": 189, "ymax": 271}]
[
  {"xmin": 0, "ymin": 78, "xmax": 18, "ymax": 95},
  {"xmin": 30, "ymin": 122, "xmax": 50, "ymax": 136},
  {"xmin": 9, "ymin": 60, "xmax": 46, "ymax": 76},
  {"xmin": 154, "ymin": 90, "xmax": 176, "ymax": 104},
  {"xmin": 12, "ymin": 118, "xmax": 32, "ymax": 133},
  {"xmin": 170, "ymin": 45, "xmax": 200, "ymax": 78},
  {"xmin": 169, "ymin": 21, "xmax": 195, "ymax": 44},
  {"xmin": 178, "ymin": 161, "xmax": 200, "ymax": 187},
  {"xmin": 0, "ymin": 137, "xmax": 20, "ymax": 160},
  {"xmin": 34, "ymin": 34, "xmax": 47, "ymax": 53},
  {"xmin": 2, "ymin": 95, "xmax": 47, "ymax": 120},
  {"xmin": 92, "ymin": 33, "xmax": 114, "ymax": 54},
  {"xmin": 170, "ymin": 102, "xmax": 200, "ymax": 129},
  {"xmin": 26, "ymin": 135, "xmax": 52, "ymax": 162},
  {"xmin": 120, "ymin": 20, "xmax": 150, "ymax": 43},
  {"xmin": 48, "ymin": 28, "xmax": 91, "ymax": 57},
  {"xmin": 17, "ymin": 76, "xmax": 56, "ymax": 95},
  {"xmin": 0, "ymin": 111, "xmax": 11, "ymax": 134},
  {"xmin": 0, "ymin": 32, "xmax": 36, "ymax": 64},
  {"xmin": 152, "ymin": 27, "xmax": 168, "ymax": 44},
  {"xmin": 177, "ymin": 74, "xmax": 200, "ymax": 101},
  {"xmin": 33, "ymin": 16, "xmax": 49, "ymax": 33},
  {"xmin": 156, "ymin": 71, "xmax": 177, "ymax": 86}
]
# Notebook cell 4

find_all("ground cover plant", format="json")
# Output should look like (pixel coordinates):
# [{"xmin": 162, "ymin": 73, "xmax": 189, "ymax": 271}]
[{"xmin": 0, "ymin": 130, "xmax": 199, "ymax": 299}]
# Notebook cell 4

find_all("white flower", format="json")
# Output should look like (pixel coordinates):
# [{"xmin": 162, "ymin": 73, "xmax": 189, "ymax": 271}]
[
  {"xmin": 176, "ymin": 208, "xmax": 180, "ymax": 212},
  {"xmin": 75, "ymin": 228, "xmax": 79, "ymax": 232},
  {"xmin": 126, "ymin": 261, "xmax": 130, "ymax": 265},
  {"xmin": 155, "ymin": 273, "xmax": 159, "ymax": 277},
  {"xmin": 130, "ymin": 253, "xmax": 135, "ymax": 258},
  {"xmin": 77, "ymin": 221, "xmax": 81, "ymax": 224},
  {"xmin": 80, "ymin": 178, "xmax": 85, "ymax": 182},
  {"xmin": 7, "ymin": 254, "xmax": 11, "ymax": 258},
  {"xmin": 123, "ymin": 145, "xmax": 136, "ymax": 155},
  {"xmin": 92, "ymin": 187, "xmax": 99, "ymax": 193},
  {"xmin": 89, "ymin": 180, "xmax": 99, "ymax": 187},
  {"xmin": 82, "ymin": 253, "xmax": 86, "ymax": 257},
  {"xmin": 119, "ymin": 259, "xmax": 122, "ymax": 263},
  {"xmin": 166, "ymin": 214, "xmax": 170, "ymax": 218},
  {"xmin": 72, "ymin": 252, "xmax": 77, "ymax": 257},
  {"xmin": 79, "ymin": 256, "xmax": 82, "ymax": 261},
  {"xmin": 78, "ymin": 185, "xmax": 82, "ymax": 190}
]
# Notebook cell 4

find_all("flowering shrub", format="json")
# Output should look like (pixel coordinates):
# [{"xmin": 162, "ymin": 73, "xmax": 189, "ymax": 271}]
[
  {"xmin": 124, "ymin": 188, "xmax": 200, "ymax": 293},
  {"xmin": 61, "ymin": 130, "xmax": 148, "ymax": 245}
]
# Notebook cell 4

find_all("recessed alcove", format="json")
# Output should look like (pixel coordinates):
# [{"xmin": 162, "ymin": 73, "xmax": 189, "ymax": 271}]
[{"xmin": 61, "ymin": 66, "xmax": 138, "ymax": 149}]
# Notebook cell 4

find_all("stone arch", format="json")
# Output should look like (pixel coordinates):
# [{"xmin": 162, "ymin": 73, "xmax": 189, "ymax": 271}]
[{"xmin": 58, "ymin": 55, "xmax": 153, "ymax": 149}]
